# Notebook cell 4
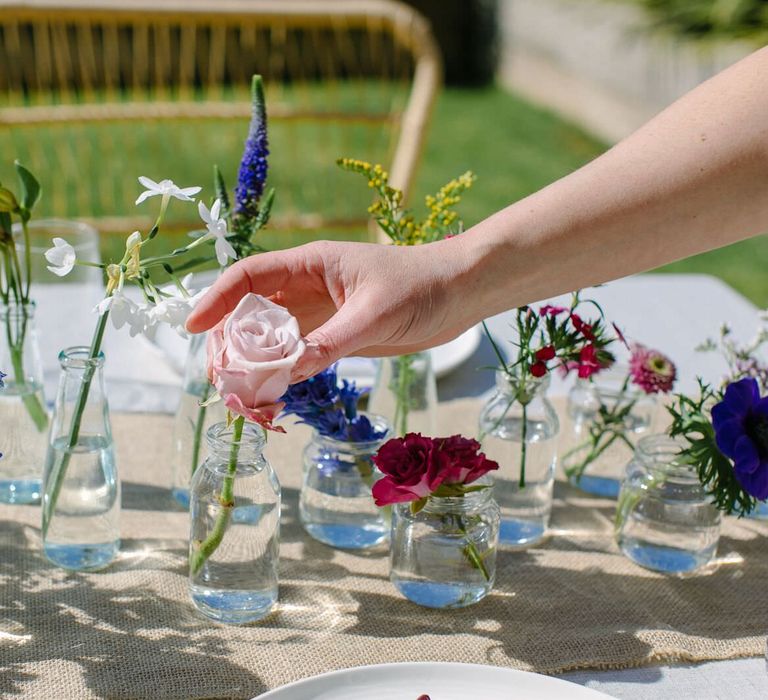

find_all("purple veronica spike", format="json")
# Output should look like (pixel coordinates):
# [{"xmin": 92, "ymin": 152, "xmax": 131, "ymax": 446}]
[
  {"xmin": 235, "ymin": 75, "xmax": 269, "ymax": 219},
  {"xmin": 712, "ymin": 377, "xmax": 768, "ymax": 500}
]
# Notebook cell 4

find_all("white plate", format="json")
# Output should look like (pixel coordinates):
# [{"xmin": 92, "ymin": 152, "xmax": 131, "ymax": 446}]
[
  {"xmin": 254, "ymin": 662, "xmax": 615, "ymax": 700},
  {"xmin": 336, "ymin": 324, "xmax": 482, "ymax": 388}
]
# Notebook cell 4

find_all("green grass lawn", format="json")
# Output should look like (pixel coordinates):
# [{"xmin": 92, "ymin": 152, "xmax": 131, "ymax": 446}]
[{"xmin": 6, "ymin": 84, "xmax": 767, "ymax": 306}]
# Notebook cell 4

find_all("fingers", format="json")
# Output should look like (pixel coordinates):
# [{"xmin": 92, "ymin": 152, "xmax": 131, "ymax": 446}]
[
  {"xmin": 186, "ymin": 253, "xmax": 293, "ymax": 333},
  {"xmin": 291, "ymin": 297, "xmax": 379, "ymax": 382}
]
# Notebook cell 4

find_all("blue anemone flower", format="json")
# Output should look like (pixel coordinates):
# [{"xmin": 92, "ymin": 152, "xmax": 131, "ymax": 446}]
[
  {"xmin": 235, "ymin": 75, "xmax": 269, "ymax": 219},
  {"xmin": 712, "ymin": 377, "xmax": 768, "ymax": 500}
]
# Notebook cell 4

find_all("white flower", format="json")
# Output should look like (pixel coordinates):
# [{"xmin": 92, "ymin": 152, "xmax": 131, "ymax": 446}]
[
  {"xmin": 198, "ymin": 199, "xmax": 237, "ymax": 266},
  {"xmin": 44, "ymin": 238, "xmax": 76, "ymax": 277},
  {"xmin": 135, "ymin": 176, "xmax": 201, "ymax": 206},
  {"xmin": 125, "ymin": 230, "xmax": 142, "ymax": 250},
  {"xmin": 151, "ymin": 275, "xmax": 209, "ymax": 337},
  {"xmin": 94, "ymin": 293, "xmax": 154, "ymax": 337}
]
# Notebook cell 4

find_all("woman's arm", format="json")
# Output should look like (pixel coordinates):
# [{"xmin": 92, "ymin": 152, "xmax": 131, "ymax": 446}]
[{"xmin": 188, "ymin": 47, "xmax": 768, "ymax": 380}]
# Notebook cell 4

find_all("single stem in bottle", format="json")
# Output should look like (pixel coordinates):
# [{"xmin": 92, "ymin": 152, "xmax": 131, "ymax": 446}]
[
  {"xmin": 42, "ymin": 307, "xmax": 110, "ymax": 536},
  {"xmin": 20, "ymin": 218, "xmax": 31, "ymax": 301},
  {"xmin": 190, "ymin": 382, "xmax": 212, "ymax": 478},
  {"xmin": 190, "ymin": 415, "xmax": 245, "ymax": 577},
  {"xmin": 457, "ymin": 514, "xmax": 491, "ymax": 582},
  {"xmin": 392, "ymin": 353, "xmax": 413, "ymax": 435},
  {"xmin": 519, "ymin": 402, "xmax": 528, "ymax": 489}
]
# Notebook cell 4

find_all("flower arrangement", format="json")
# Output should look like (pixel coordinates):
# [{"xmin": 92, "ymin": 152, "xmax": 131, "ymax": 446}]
[
  {"xmin": 0, "ymin": 162, "xmax": 48, "ymax": 430},
  {"xmin": 281, "ymin": 364, "xmax": 387, "ymax": 442},
  {"xmin": 372, "ymin": 433, "xmax": 499, "ymax": 579},
  {"xmin": 563, "ymin": 343, "xmax": 677, "ymax": 484},
  {"xmin": 189, "ymin": 293, "xmax": 305, "ymax": 576},
  {"xmin": 337, "ymin": 158, "xmax": 476, "ymax": 435},
  {"xmin": 484, "ymin": 292, "xmax": 617, "ymax": 486},
  {"xmin": 41, "ymin": 172, "xmax": 249, "ymax": 536}
]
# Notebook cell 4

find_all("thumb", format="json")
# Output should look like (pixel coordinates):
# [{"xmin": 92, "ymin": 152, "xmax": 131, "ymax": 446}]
[{"xmin": 291, "ymin": 299, "xmax": 380, "ymax": 382}]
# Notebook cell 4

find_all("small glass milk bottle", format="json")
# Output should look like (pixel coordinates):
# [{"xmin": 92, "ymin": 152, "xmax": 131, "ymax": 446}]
[
  {"xmin": 615, "ymin": 435, "xmax": 721, "ymax": 574},
  {"xmin": 478, "ymin": 370, "xmax": 559, "ymax": 548},
  {"xmin": 562, "ymin": 365, "xmax": 658, "ymax": 498},
  {"xmin": 0, "ymin": 301, "xmax": 48, "ymax": 504},
  {"xmin": 42, "ymin": 346, "xmax": 119, "ymax": 571},
  {"xmin": 300, "ymin": 415, "xmax": 390, "ymax": 549},
  {"xmin": 189, "ymin": 420, "xmax": 280, "ymax": 624},
  {"xmin": 390, "ymin": 487, "xmax": 499, "ymax": 608},
  {"xmin": 170, "ymin": 332, "xmax": 225, "ymax": 508},
  {"xmin": 368, "ymin": 351, "xmax": 438, "ymax": 435}
]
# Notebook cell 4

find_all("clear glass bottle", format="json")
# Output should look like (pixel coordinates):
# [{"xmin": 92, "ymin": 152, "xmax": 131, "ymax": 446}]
[
  {"xmin": 300, "ymin": 415, "xmax": 390, "ymax": 550},
  {"xmin": 616, "ymin": 434, "xmax": 721, "ymax": 574},
  {"xmin": 0, "ymin": 301, "xmax": 48, "ymax": 504},
  {"xmin": 189, "ymin": 421, "xmax": 280, "ymax": 624},
  {"xmin": 562, "ymin": 366, "xmax": 658, "ymax": 498},
  {"xmin": 478, "ymin": 370, "xmax": 559, "ymax": 548},
  {"xmin": 170, "ymin": 332, "xmax": 225, "ymax": 508},
  {"xmin": 42, "ymin": 346, "xmax": 119, "ymax": 571},
  {"xmin": 390, "ymin": 487, "xmax": 499, "ymax": 608},
  {"xmin": 368, "ymin": 351, "xmax": 437, "ymax": 436}
]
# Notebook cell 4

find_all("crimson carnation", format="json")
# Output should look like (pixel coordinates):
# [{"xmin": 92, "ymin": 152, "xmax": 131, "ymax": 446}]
[
  {"xmin": 530, "ymin": 361, "xmax": 548, "ymax": 378},
  {"xmin": 372, "ymin": 433, "xmax": 498, "ymax": 506},
  {"xmin": 629, "ymin": 344, "xmax": 676, "ymax": 394},
  {"xmin": 535, "ymin": 345, "xmax": 556, "ymax": 362}
]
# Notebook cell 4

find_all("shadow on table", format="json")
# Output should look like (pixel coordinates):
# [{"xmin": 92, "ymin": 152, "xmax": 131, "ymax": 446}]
[{"xmin": 0, "ymin": 521, "xmax": 267, "ymax": 699}]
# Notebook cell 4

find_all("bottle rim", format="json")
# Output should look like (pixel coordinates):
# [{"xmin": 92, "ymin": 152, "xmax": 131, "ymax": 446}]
[
  {"xmin": 206, "ymin": 420, "xmax": 267, "ymax": 454},
  {"xmin": 58, "ymin": 345, "xmax": 105, "ymax": 369}
]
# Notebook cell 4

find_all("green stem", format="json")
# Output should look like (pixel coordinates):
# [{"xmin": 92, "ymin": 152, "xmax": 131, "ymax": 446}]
[
  {"xmin": 4, "ymin": 302, "xmax": 47, "ymax": 431},
  {"xmin": 20, "ymin": 218, "xmax": 31, "ymax": 301},
  {"xmin": 392, "ymin": 354, "xmax": 413, "ymax": 435},
  {"xmin": 190, "ymin": 382, "xmax": 211, "ymax": 478},
  {"xmin": 190, "ymin": 415, "xmax": 245, "ymax": 577},
  {"xmin": 519, "ymin": 403, "xmax": 528, "ymax": 489},
  {"xmin": 457, "ymin": 515, "xmax": 491, "ymax": 582},
  {"xmin": 42, "ymin": 306, "xmax": 110, "ymax": 537}
]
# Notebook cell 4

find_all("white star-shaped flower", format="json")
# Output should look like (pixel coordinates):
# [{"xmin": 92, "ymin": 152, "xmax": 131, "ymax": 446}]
[
  {"xmin": 94, "ymin": 292, "xmax": 154, "ymax": 337},
  {"xmin": 44, "ymin": 238, "xmax": 76, "ymax": 277},
  {"xmin": 135, "ymin": 176, "xmax": 201, "ymax": 206},
  {"xmin": 198, "ymin": 199, "xmax": 237, "ymax": 266},
  {"xmin": 151, "ymin": 275, "xmax": 209, "ymax": 337}
]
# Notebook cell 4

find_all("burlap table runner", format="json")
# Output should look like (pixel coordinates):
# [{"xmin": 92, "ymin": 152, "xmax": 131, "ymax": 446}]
[{"xmin": 2, "ymin": 399, "xmax": 767, "ymax": 699}]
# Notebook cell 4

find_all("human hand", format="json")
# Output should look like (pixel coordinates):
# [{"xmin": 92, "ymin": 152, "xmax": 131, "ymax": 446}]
[{"xmin": 186, "ymin": 239, "xmax": 480, "ymax": 381}]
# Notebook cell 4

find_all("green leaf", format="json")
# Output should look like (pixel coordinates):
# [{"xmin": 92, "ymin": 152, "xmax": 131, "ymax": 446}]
[
  {"xmin": 14, "ymin": 161, "xmax": 41, "ymax": 212},
  {"xmin": 410, "ymin": 497, "xmax": 428, "ymax": 515},
  {"xmin": 213, "ymin": 165, "xmax": 231, "ymax": 220}
]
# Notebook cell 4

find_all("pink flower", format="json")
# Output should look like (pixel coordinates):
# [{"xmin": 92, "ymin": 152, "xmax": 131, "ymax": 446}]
[
  {"xmin": 530, "ymin": 361, "xmax": 548, "ymax": 377},
  {"xmin": 629, "ymin": 344, "xmax": 676, "ymax": 394},
  {"xmin": 371, "ymin": 434, "xmax": 451, "ymax": 505},
  {"xmin": 207, "ymin": 293, "xmax": 305, "ymax": 431},
  {"xmin": 440, "ymin": 435, "xmax": 499, "ymax": 484},
  {"xmin": 539, "ymin": 304, "xmax": 567, "ymax": 317},
  {"xmin": 576, "ymin": 344, "xmax": 602, "ymax": 379},
  {"xmin": 535, "ymin": 345, "xmax": 556, "ymax": 361},
  {"xmin": 371, "ymin": 433, "xmax": 498, "ymax": 506},
  {"xmin": 570, "ymin": 313, "xmax": 595, "ymax": 341}
]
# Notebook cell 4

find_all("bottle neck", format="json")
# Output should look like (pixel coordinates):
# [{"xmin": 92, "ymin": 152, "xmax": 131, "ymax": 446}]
[
  {"xmin": 496, "ymin": 368, "xmax": 550, "ymax": 404},
  {"xmin": 423, "ymin": 486, "xmax": 493, "ymax": 515},
  {"xmin": 206, "ymin": 421, "xmax": 267, "ymax": 462},
  {"xmin": 636, "ymin": 435, "xmax": 695, "ymax": 480},
  {"xmin": 0, "ymin": 300, "xmax": 37, "ymax": 322}
]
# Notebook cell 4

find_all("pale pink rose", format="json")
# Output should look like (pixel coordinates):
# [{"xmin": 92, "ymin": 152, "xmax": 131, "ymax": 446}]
[{"xmin": 207, "ymin": 293, "xmax": 305, "ymax": 431}]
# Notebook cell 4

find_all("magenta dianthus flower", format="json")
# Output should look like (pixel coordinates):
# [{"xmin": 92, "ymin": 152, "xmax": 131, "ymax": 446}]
[{"xmin": 629, "ymin": 344, "xmax": 676, "ymax": 394}]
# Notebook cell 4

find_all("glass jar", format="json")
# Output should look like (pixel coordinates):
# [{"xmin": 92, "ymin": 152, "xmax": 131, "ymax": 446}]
[
  {"xmin": 42, "ymin": 346, "xmax": 119, "ymax": 571},
  {"xmin": 189, "ymin": 421, "xmax": 280, "ymax": 624},
  {"xmin": 368, "ymin": 351, "xmax": 437, "ymax": 436},
  {"xmin": 300, "ymin": 416, "xmax": 390, "ymax": 549},
  {"xmin": 0, "ymin": 301, "xmax": 48, "ymax": 504},
  {"xmin": 616, "ymin": 434, "xmax": 721, "ymax": 574},
  {"xmin": 170, "ymin": 332, "xmax": 226, "ymax": 508},
  {"xmin": 478, "ymin": 370, "xmax": 559, "ymax": 547},
  {"xmin": 562, "ymin": 366, "xmax": 658, "ymax": 498},
  {"xmin": 390, "ymin": 487, "xmax": 499, "ymax": 608}
]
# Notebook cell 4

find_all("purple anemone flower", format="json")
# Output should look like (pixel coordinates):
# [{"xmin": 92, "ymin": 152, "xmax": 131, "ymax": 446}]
[{"xmin": 711, "ymin": 377, "xmax": 768, "ymax": 500}]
